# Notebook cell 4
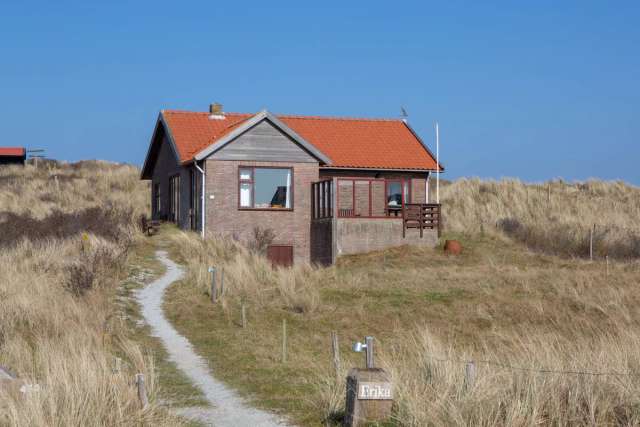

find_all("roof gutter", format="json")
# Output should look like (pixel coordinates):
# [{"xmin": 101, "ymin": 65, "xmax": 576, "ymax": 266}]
[
  {"xmin": 320, "ymin": 166, "xmax": 443, "ymax": 173},
  {"xmin": 193, "ymin": 161, "xmax": 206, "ymax": 239}
]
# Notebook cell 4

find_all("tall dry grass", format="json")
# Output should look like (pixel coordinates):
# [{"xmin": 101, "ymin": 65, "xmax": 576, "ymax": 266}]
[
  {"xmin": 441, "ymin": 178, "xmax": 640, "ymax": 259},
  {"xmin": 163, "ymin": 176, "xmax": 640, "ymax": 425},
  {"xmin": 0, "ymin": 162, "xmax": 181, "ymax": 426}
]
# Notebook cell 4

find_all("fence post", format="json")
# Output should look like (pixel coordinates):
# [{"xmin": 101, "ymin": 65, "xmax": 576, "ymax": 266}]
[
  {"xmin": 590, "ymin": 224, "xmax": 595, "ymax": 261},
  {"xmin": 365, "ymin": 336, "xmax": 374, "ymax": 369},
  {"xmin": 136, "ymin": 373, "xmax": 149, "ymax": 409},
  {"xmin": 220, "ymin": 269, "xmax": 225, "ymax": 297},
  {"xmin": 331, "ymin": 331, "xmax": 341, "ymax": 376},
  {"xmin": 241, "ymin": 303, "xmax": 247, "ymax": 329},
  {"xmin": 209, "ymin": 267, "xmax": 217, "ymax": 303},
  {"xmin": 464, "ymin": 361, "xmax": 476, "ymax": 390},
  {"xmin": 282, "ymin": 319, "xmax": 287, "ymax": 363}
]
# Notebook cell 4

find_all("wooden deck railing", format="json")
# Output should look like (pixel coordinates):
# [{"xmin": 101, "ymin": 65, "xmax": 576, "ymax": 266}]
[
  {"xmin": 403, "ymin": 203, "xmax": 441, "ymax": 238},
  {"xmin": 311, "ymin": 180, "xmax": 442, "ymax": 238},
  {"xmin": 311, "ymin": 179, "xmax": 333, "ymax": 219}
]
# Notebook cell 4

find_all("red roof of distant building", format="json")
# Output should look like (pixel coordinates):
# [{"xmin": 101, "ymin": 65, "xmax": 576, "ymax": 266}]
[
  {"xmin": 161, "ymin": 110, "xmax": 442, "ymax": 171},
  {"xmin": 0, "ymin": 147, "xmax": 25, "ymax": 157}
]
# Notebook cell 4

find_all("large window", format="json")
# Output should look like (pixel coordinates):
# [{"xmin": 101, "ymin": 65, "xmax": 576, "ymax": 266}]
[{"xmin": 239, "ymin": 167, "xmax": 293, "ymax": 210}]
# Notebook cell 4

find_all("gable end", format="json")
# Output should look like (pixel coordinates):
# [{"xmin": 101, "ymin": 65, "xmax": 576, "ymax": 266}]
[{"xmin": 210, "ymin": 119, "xmax": 318, "ymax": 163}]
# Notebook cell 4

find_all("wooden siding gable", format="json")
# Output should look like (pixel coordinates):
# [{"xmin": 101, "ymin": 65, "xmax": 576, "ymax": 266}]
[
  {"xmin": 141, "ymin": 113, "xmax": 182, "ymax": 179},
  {"xmin": 194, "ymin": 110, "xmax": 331, "ymax": 164},
  {"xmin": 210, "ymin": 120, "xmax": 318, "ymax": 163}
]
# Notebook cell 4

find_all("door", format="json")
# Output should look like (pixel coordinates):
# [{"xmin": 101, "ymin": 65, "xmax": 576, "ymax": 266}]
[{"xmin": 267, "ymin": 245, "xmax": 294, "ymax": 267}]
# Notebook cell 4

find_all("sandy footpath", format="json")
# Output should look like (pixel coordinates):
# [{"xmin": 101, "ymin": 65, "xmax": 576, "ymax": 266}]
[{"xmin": 136, "ymin": 250, "xmax": 290, "ymax": 427}]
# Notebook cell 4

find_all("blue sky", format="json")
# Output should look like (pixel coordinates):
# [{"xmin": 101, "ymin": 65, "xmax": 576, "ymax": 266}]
[{"xmin": 1, "ymin": 1, "xmax": 638, "ymax": 183}]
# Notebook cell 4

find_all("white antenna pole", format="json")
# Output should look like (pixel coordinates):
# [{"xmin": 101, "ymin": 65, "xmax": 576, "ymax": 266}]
[{"xmin": 436, "ymin": 122, "xmax": 440, "ymax": 204}]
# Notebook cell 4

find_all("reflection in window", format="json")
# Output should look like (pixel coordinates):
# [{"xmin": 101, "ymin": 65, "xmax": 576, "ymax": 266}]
[
  {"xmin": 239, "ymin": 167, "xmax": 292, "ymax": 209},
  {"xmin": 387, "ymin": 182, "xmax": 402, "ymax": 207}
]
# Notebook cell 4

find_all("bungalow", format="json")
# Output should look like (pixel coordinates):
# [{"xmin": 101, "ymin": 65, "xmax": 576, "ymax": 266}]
[
  {"xmin": 0, "ymin": 147, "xmax": 26, "ymax": 165},
  {"xmin": 141, "ymin": 104, "xmax": 443, "ymax": 266}
]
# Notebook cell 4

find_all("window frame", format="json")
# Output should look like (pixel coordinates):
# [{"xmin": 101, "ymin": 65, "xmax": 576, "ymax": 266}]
[
  {"xmin": 169, "ymin": 174, "xmax": 180, "ymax": 223},
  {"xmin": 237, "ymin": 166, "xmax": 294, "ymax": 211},
  {"xmin": 153, "ymin": 182, "xmax": 161, "ymax": 215},
  {"xmin": 385, "ymin": 179, "xmax": 406, "ymax": 208}
]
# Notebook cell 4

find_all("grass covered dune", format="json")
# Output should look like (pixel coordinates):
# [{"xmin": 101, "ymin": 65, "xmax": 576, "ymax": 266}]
[
  {"xmin": 441, "ymin": 178, "xmax": 640, "ymax": 259},
  {"xmin": 163, "ymin": 226, "xmax": 640, "ymax": 425},
  {"xmin": 2, "ymin": 160, "xmax": 640, "ymax": 426},
  {"xmin": 0, "ymin": 162, "xmax": 185, "ymax": 426}
]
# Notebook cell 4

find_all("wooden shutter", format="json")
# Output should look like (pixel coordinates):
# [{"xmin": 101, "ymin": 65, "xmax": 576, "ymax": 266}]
[{"xmin": 267, "ymin": 245, "xmax": 294, "ymax": 267}]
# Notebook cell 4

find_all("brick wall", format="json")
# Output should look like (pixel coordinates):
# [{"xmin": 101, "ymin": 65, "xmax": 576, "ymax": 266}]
[{"xmin": 204, "ymin": 159, "xmax": 319, "ymax": 263}]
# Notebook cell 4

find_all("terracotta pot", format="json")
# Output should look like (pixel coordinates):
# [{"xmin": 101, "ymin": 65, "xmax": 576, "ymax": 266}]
[{"xmin": 444, "ymin": 240, "xmax": 462, "ymax": 255}]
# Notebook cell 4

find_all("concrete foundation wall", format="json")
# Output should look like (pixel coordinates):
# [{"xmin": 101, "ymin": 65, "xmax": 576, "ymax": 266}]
[{"xmin": 336, "ymin": 218, "xmax": 438, "ymax": 256}]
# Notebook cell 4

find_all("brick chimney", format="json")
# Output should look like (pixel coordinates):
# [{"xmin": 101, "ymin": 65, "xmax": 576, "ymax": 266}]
[{"xmin": 209, "ymin": 103, "xmax": 225, "ymax": 119}]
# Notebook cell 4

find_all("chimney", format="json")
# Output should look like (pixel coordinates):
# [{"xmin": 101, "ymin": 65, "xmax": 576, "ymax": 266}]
[{"xmin": 209, "ymin": 103, "xmax": 225, "ymax": 119}]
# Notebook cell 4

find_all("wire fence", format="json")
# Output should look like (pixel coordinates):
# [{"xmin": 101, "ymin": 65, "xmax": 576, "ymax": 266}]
[{"xmin": 429, "ymin": 356, "xmax": 640, "ymax": 378}]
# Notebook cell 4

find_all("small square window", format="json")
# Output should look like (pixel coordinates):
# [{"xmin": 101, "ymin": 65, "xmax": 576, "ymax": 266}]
[{"xmin": 239, "ymin": 168, "xmax": 252, "ymax": 181}]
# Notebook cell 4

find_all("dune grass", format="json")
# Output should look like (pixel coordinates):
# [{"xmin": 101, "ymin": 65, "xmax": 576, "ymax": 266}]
[
  {"xmin": 440, "ymin": 178, "xmax": 640, "ymax": 259},
  {"xmin": 4, "ymin": 160, "xmax": 640, "ymax": 426},
  {"xmin": 160, "ymin": 225, "xmax": 640, "ymax": 426},
  {"xmin": 0, "ymin": 162, "xmax": 186, "ymax": 426}
]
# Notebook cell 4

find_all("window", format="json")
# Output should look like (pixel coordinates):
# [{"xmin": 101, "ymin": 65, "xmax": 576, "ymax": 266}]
[
  {"xmin": 387, "ymin": 181, "xmax": 403, "ymax": 207},
  {"xmin": 153, "ymin": 183, "xmax": 161, "ymax": 215},
  {"xmin": 169, "ymin": 175, "xmax": 180, "ymax": 223},
  {"xmin": 386, "ymin": 180, "xmax": 410, "ymax": 208},
  {"xmin": 239, "ymin": 167, "xmax": 293, "ymax": 209}
]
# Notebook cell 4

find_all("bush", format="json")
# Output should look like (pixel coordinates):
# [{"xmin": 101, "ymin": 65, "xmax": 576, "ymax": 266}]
[{"xmin": 247, "ymin": 226, "xmax": 276, "ymax": 255}]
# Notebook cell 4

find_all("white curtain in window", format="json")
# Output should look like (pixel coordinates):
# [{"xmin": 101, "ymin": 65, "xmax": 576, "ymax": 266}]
[
  {"xmin": 240, "ymin": 183, "xmax": 251, "ymax": 207},
  {"xmin": 285, "ymin": 170, "xmax": 292, "ymax": 208}
]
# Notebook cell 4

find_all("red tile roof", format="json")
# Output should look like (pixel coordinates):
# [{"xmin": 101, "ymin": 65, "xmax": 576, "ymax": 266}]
[
  {"xmin": 161, "ymin": 110, "xmax": 441, "ymax": 171},
  {"xmin": 0, "ymin": 147, "xmax": 25, "ymax": 157}
]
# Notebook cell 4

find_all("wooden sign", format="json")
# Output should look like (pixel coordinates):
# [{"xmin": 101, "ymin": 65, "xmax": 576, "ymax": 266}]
[
  {"xmin": 346, "ymin": 368, "xmax": 394, "ymax": 426},
  {"xmin": 357, "ymin": 381, "xmax": 393, "ymax": 400}
]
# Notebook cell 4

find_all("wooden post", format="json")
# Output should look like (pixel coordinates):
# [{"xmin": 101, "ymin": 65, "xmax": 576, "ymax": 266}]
[
  {"xmin": 365, "ymin": 336, "xmax": 374, "ymax": 369},
  {"xmin": 282, "ymin": 319, "xmax": 287, "ymax": 363},
  {"xmin": 464, "ymin": 361, "xmax": 476, "ymax": 390},
  {"xmin": 331, "ymin": 331, "xmax": 341, "ymax": 376},
  {"xmin": 590, "ymin": 224, "xmax": 595, "ymax": 261},
  {"xmin": 136, "ymin": 373, "xmax": 149, "ymax": 409},
  {"xmin": 241, "ymin": 303, "xmax": 247, "ymax": 329},
  {"xmin": 210, "ymin": 267, "xmax": 217, "ymax": 303},
  {"xmin": 113, "ymin": 357, "xmax": 122, "ymax": 374},
  {"xmin": 606, "ymin": 255, "xmax": 610, "ymax": 276},
  {"xmin": 220, "ymin": 269, "xmax": 225, "ymax": 297}
]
